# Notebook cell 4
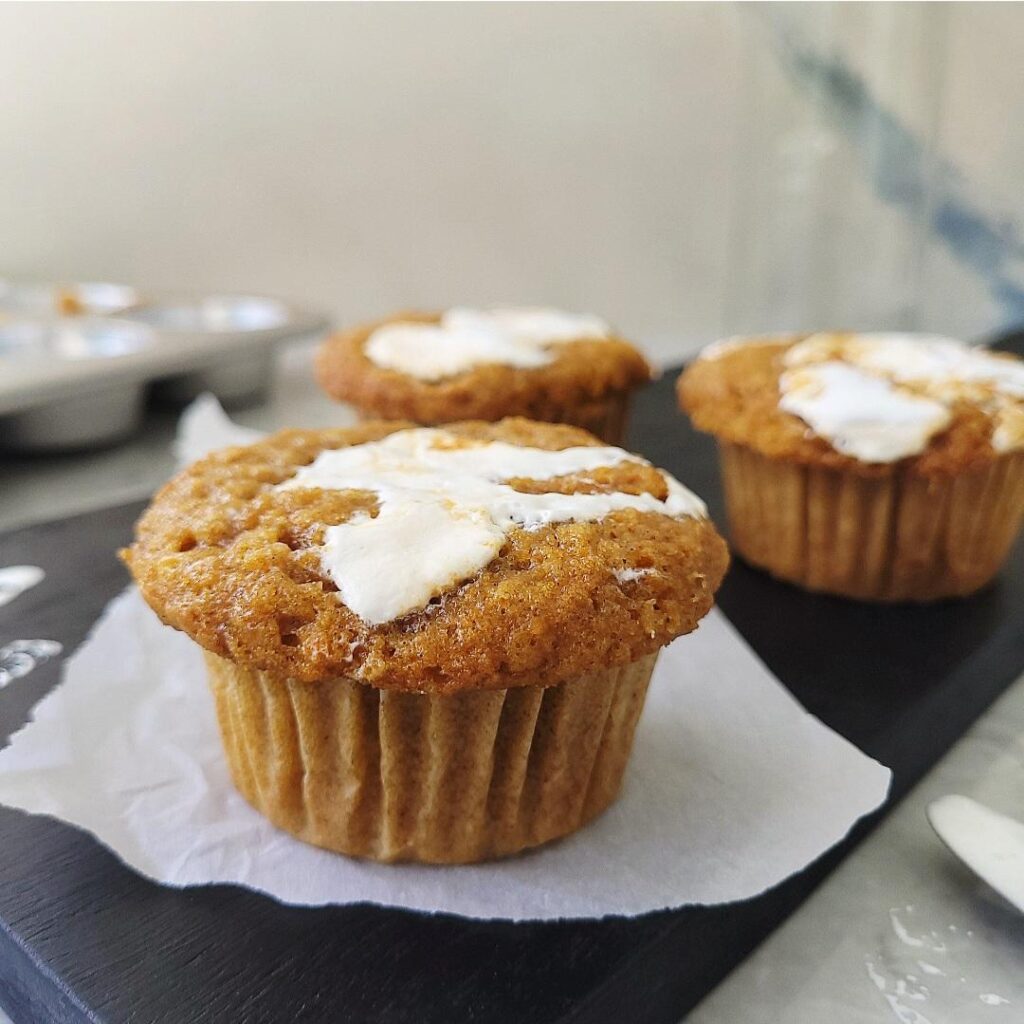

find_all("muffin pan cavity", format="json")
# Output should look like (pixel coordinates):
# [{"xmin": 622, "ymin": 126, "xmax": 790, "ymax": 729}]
[
  {"xmin": 124, "ymin": 295, "xmax": 290, "ymax": 334},
  {"xmin": 0, "ymin": 318, "xmax": 153, "ymax": 361},
  {"xmin": 0, "ymin": 281, "xmax": 329, "ymax": 452},
  {"xmin": 0, "ymin": 280, "xmax": 139, "ymax": 318}
]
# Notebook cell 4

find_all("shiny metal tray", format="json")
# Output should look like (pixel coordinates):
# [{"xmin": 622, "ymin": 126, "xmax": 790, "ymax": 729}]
[{"xmin": 0, "ymin": 282, "xmax": 329, "ymax": 452}]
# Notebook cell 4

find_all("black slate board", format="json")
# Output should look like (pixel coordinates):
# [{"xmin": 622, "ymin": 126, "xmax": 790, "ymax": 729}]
[{"xmin": 1, "ymin": 348, "xmax": 1023, "ymax": 1024}]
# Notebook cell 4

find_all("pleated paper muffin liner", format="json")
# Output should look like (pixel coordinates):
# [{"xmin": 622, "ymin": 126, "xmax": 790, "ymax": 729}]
[
  {"xmin": 719, "ymin": 442, "xmax": 1024, "ymax": 601},
  {"xmin": 554, "ymin": 390, "xmax": 631, "ymax": 445},
  {"xmin": 204, "ymin": 650, "xmax": 657, "ymax": 864}
]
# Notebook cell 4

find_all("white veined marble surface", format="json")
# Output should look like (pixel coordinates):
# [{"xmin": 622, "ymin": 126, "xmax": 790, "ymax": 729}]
[{"xmin": 690, "ymin": 669, "xmax": 1024, "ymax": 1023}]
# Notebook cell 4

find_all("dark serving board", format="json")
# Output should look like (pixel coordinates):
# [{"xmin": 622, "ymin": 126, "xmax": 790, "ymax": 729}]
[{"xmin": 2, "ymin": 342, "xmax": 1023, "ymax": 1024}]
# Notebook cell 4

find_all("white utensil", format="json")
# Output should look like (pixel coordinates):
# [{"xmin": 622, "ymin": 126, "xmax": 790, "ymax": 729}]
[{"xmin": 928, "ymin": 795, "xmax": 1024, "ymax": 913}]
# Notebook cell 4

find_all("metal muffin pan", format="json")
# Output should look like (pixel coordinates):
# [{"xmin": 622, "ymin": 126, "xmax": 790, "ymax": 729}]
[{"xmin": 0, "ymin": 284, "xmax": 329, "ymax": 453}]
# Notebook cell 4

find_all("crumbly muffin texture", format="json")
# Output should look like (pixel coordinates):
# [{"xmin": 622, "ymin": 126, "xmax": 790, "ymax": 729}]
[
  {"xmin": 124, "ymin": 419, "xmax": 727, "ymax": 693},
  {"xmin": 679, "ymin": 335, "xmax": 1023, "ymax": 477},
  {"xmin": 316, "ymin": 311, "xmax": 652, "ymax": 423}
]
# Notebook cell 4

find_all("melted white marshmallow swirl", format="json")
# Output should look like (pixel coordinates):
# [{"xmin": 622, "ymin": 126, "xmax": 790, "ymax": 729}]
[
  {"xmin": 777, "ymin": 333, "xmax": 1024, "ymax": 462},
  {"xmin": 365, "ymin": 307, "xmax": 611, "ymax": 381},
  {"xmin": 779, "ymin": 362, "xmax": 951, "ymax": 464},
  {"xmin": 279, "ymin": 428, "xmax": 704, "ymax": 623}
]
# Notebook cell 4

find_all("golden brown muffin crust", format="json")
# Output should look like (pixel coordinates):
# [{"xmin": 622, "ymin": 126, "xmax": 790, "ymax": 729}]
[
  {"xmin": 315, "ymin": 311, "xmax": 653, "ymax": 423},
  {"xmin": 123, "ymin": 419, "xmax": 727, "ymax": 693},
  {"xmin": 678, "ymin": 338, "xmax": 1019, "ymax": 477}
]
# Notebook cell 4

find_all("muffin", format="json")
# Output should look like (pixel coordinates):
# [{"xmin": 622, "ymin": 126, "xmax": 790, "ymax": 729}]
[
  {"xmin": 679, "ymin": 332, "xmax": 1024, "ymax": 601},
  {"xmin": 123, "ymin": 418, "xmax": 727, "ymax": 864},
  {"xmin": 315, "ymin": 307, "xmax": 652, "ymax": 444}
]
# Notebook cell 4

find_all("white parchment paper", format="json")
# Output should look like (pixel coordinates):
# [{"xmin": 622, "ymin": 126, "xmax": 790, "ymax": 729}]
[
  {"xmin": 0, "ymin": 398, "xmax": 891, "ymax": 920},
  {"xmin": 0, "ymin": 588, "xmax": 890, "ymax": 920}
]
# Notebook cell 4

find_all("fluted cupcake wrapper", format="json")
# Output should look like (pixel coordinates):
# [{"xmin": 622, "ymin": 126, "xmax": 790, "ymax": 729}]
[
  {"xmin": 555, "ymin": 391, "xmax": 631, "ymax": 445},
  {"xmin": 719, "ymin": 442, "xmax": 1024, "ymax": 601},
  {"xmin": 204, "ymin": 651, "xmax": 657, "ymax": 864}
]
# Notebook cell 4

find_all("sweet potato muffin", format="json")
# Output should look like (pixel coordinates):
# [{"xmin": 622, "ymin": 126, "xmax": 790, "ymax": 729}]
[
  {"xmin": 679, "ymin": 332, "xmax": 1024, "ymax": 601},
  {"xmin": 124, "ymin": 418, "xmax": 727, "ymax": 863},
  {"xmin": 315, "ymin": 307, "xmax": 653, "ymax": 443}
]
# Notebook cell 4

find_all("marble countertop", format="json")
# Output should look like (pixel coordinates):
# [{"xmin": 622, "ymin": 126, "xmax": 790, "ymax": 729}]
[
  {"xmin": 2, "ymin": 342, "xmax": 1021, "ymax": 1024},
  {"xmin": 690, "ymin": 669, "xmax": 1024, "ymax": 1023}
]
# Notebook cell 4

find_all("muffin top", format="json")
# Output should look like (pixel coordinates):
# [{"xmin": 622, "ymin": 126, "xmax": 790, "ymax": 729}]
[
  {"xmin": 124, "ymin": 418, "xmax": 727, "ymax": 693},
  {"xmin": 679, "ymin": 332, "xmax": 1024, "ymax": 476},
  {"xmin": 315, "ymin": 308, "xmax": 652, "ymax": 422}
]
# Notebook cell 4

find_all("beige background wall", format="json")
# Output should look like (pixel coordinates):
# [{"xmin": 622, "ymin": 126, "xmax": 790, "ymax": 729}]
[{"xmin": 1, "ymin": 2, "xmax": 1022, "ymax": 364}]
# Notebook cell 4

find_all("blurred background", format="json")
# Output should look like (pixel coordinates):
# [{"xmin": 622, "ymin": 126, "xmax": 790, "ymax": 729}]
[
  {"xmin": 4, "ymin": 1, "xmax": 1024, "ymax": 355},
  {"xmin": 3, "ymin": 1, "xmax": 1024, "ymax": 521}
]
